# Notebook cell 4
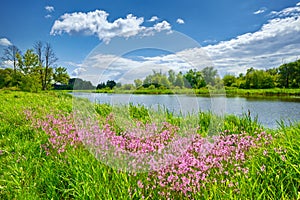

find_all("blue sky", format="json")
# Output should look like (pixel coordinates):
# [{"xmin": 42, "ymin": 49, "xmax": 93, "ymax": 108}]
[{"xmin": 1, "ymin": 0, "xmax": 300, "ymax": 84}]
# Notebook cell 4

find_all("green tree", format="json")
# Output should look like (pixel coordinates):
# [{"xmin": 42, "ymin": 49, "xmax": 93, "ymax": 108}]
[
  {"xmin": 245, "ymin": 68, "xmax": 275, "ymax": 89},
  {"xmin": 53, "ymin": 66, "xmax": 69, "ymax": 84},
  {"xmin": 184, "ymin": 69, "xmax": 206, "ymax": 89},
  {"xmin": 174, "ymin": 72, "xmax": 184, "ymax": 88},
  {"xmin": 134, "ymin": 79, "xmax": 143, "ymax": 88},
  {"xmin": 201, "ymin": 66, "xmax": 217, "ymax": 86},
  {"xmin": 168, "ymin": 69, "xmax": 176, "ymax": 85},
  {"xmin": 106, "ymin": 80, "xmax": 116, "ymax": 89},
  {"xmin": 160, "ymin": 75, "xmax": 171, "ymax": 88},
  {"xmin": 0, "ymin": 68, "xmax": 13, "ymax": 88},
  {"xmin": 223, "ymin": 74, "xmax": 236, "ymax": 87},
  {"xmin": 34, "ymin": 42, "xmax": 58, "ymax": 90},
  {"xmin": 96, "ymin": 82, "xmax": 106, "ymax": 89},
  {"xmin": 278, "ymin": 60, "xmax": 300, "ymax": 88},
  {"xmin": 17, "ymin": 49, "xmax": 41, "ymax": 92}
]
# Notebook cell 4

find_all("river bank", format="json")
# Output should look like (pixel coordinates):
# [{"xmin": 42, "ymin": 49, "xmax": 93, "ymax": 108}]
[
  {"xmin": 92, "ymin": 87, "xmax": 300, "ymax": 97},
  {"xmin": 0, "ymin": 90, "xmax": 299, "ymax": 199}
]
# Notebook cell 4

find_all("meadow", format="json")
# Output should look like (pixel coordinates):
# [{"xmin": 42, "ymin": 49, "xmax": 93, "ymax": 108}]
[{"xmin": 0, "ymin": 90, "xmax": 299, "ymax": 199}]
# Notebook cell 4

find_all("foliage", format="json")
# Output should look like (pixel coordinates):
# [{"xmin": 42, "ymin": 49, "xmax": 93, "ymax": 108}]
[
  {"xmin": 0, "ymin": 42, "xmax": 69, "ymax": 91},
  {"xmin": 96, "ymin": 80, "xmax": 117, "ymax": 90},
  {"xmin": 223, "ymin": 74, "xmax": 236, "ymax": 87},
  {"xmin": 278, "ymin": 60, "xmax": 300, "ymax": 88},
  {"xmin": 94, "ymin": 59, "xmax": 300, "ymax": 93}
]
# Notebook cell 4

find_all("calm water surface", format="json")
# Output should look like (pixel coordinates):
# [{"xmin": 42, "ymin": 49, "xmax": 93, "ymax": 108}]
[{"xmin": 72, "ymin": 93, "xmax": 300, "ymax": 128}]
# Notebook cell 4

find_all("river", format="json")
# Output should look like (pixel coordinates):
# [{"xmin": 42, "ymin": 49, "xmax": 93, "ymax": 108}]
[{"xmin": 71, "ymin": 93, "xmax": 300, "ymax": 128}]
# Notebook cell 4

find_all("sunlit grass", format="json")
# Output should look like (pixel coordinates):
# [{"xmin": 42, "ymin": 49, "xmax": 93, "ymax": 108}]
[{"xmin": 0, "ymin": 90, "xmax": 299, "ymax": 199}]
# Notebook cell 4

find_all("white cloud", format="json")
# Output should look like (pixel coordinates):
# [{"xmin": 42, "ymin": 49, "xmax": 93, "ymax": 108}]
[
  {"xmin": 148, "ymin": 16, "xmax": 159, "ymax": 22},
  {"xmin": 45, "ymin": 6, "xmax": 54, "ymax": 13},
  {"xmin": 71, "ymin": 3, "xmax": 300, "ymax": 83},
  {"xmin": 176, "ymin": 18, "xmax": 185, "ymax": 24},
  {"xmin": 200, "ymin": 5, "xmax": 300, "ymax": 75},
  {"xmin": 45, "ymin": 14, "xmax": 52, "ymax": 19},
  {"xmin": 270, "ymin": 3, "xmax": 300, "ymax": 17},
  {"xmin": 153, "ymin": 20, "xmax": 172, "ymax": 32},
  {"xmin": 0, "ymin": 38, "xmax": 12, "ymax": 46},
  {"xmin": 71, "ymin": 67, "xmax": 87, "ymax": 77},
  {"xmin": 253, "ymin": 9, "xmax": 266, "ymax": 15},
  {"xmin": 1, "ymin": 60, "xmax": 14, "ymax": 69},
  {"xmin": 51, "ymin": 10, "xmax": 172, "ymax": 43}
]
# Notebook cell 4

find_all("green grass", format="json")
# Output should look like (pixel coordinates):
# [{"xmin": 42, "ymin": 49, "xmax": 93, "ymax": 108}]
[
  {"xmin": 0, "ymin": 90, "xmax": 299, "ymax": 199},
  {"xmin": 92, "ymin": 87, "xmax": 300, "ymax": 98}
]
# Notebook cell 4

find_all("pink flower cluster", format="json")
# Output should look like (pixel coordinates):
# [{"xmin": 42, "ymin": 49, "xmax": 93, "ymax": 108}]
[
  {"xmin": 75, "ymin": 116, "xmax": 186, "ymax": 172},
  {"xmin": 143, "ymin": 131, "xmax": 272, "ymax": 196},
  {"xmin": 35, "ymin": 113, "xmax": 81, "ymax": 155},
  {"xmin": 25, "ymin": 109, "xmax": 273, "ymax": 196}
]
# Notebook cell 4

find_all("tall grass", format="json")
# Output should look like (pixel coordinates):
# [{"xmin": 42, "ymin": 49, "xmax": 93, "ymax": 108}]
[{"xmin": 0, "ymin": 90, "xmax": 299, "ymax": 199}]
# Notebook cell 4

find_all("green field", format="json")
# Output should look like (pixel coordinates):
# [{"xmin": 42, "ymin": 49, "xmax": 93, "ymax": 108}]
[{"xmin": 0, "ymin": 90, "xmax": 299, "ymax": 199}]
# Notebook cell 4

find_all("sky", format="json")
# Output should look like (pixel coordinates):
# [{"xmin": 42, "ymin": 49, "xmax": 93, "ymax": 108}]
[{"xmin": 1, "ymin": 0, "xmax": 300, "ymax": 85}]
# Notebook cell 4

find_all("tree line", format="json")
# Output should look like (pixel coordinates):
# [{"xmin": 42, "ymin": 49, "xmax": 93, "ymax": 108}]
[
  {"xmin": 223, "ymin": 60, "xmax": 300, "ymax": 89},
  {"xmin": 95, "ymin": 60, "xmax": 300, "ymax": 90},
  {"xmin": 0, "ymin": 42, "xmax": 69, "ymax": 92},
  {"xmin": 1, "ymin": 43, "xmax": 299, "ymax": 92}
]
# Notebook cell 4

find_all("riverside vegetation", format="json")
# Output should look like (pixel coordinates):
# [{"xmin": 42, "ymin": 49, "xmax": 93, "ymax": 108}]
[{"xmin": 0, "ymin": 90, "xmax": 299, "ymax": 199}]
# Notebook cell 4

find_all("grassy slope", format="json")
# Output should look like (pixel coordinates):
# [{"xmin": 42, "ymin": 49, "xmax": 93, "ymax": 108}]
[{"xmin": 0, "ymin": 90, "xmax": 299, "ymax": 199}]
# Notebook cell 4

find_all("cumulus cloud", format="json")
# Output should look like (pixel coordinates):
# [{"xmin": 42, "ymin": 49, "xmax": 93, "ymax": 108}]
[
  {"xmin": 153, "ymin": 21, "xmax": 171, "ymax": 32},
  {"xmin": 45, "ymin": 14, "xmax": 52, "ymax": 19},
  {"xmin": 176, "ymin": 18, "xmax": 185, "ymax": 24},
  {"xmin": 71, "ymin": 67, "xmax": 87, "ymax": 76},
  {"xmin": 72, "ymin": 2, "xmax": 300, "ymax": 83},
  {"xmin": 200, "ymin": 3, "xmax": 300, "ymax": 75},
  {"xmin": 51, "ymin": 10, "xmax": 172, "ymax": 43},
  {"xmin": 270, "ymin": 4, "xmax": 300, "ymax": 17},
  {"xmin": 148, "ymin": 16, "xmax": 159, "ymax": 22},
  {"xmin": 0, "ymin": 38, "xmax": 12, "ymax": 46},
  {"xmin": 45, "ymin": 6, "xmax": 54, "ymax": 13}
]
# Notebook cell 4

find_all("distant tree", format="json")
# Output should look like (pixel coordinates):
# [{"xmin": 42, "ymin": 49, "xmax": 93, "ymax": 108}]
[
  {"xmin": 278, "ymin": 60, "xmax": 300, "ymax": 88},
  {"xmin": 122, "ymin": 84, "xmax": 134, "ymax": 90},
  {"xmin": 168, "ymin": 69, "xmax": 176, "ymax": 85},
  {"xmin": 134, "ymin": 79, "xmax": 143, "ymax": 88},
  {"xmin": 223, "ymin": 74, "xmax": 236, "ymax": 87},
  {"xmin": 174, "ymin": 72, "xmax": 184, "ymax": 88},
  {"xmin": 1, "ymin": 45, "xmax": 21, "ymax": 75},
  {"xmin": 69, "ymin": 78, "xmax": 95, "ymax": 90},
  {"xmin": 143, "ymin": 75, "xmax": 153, "ymax": 85},
  {"xmin": 244, "ymin": 68, "xmax": 275, "ymax": 89},
  {"xmin": 96, "ymin": 82, "xmax": 106, "ymax": 90},
  {"xmin": 106, "ymin": 80, "xmax": 116, "ymax": 89},
  {"xmin": 184, "ymin": 69, "xmax": 206, "ymax": 88},
  {"xmin": 160, "ymin": 75, "xmax": 171, "ymax": 88},
  {"xmin": 201, "ymin": 66, "xmax": 217, "ymax": 86},
  {"xmin": 116, "ymin": 82, "xmax": 122, "ymax": 88}
]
